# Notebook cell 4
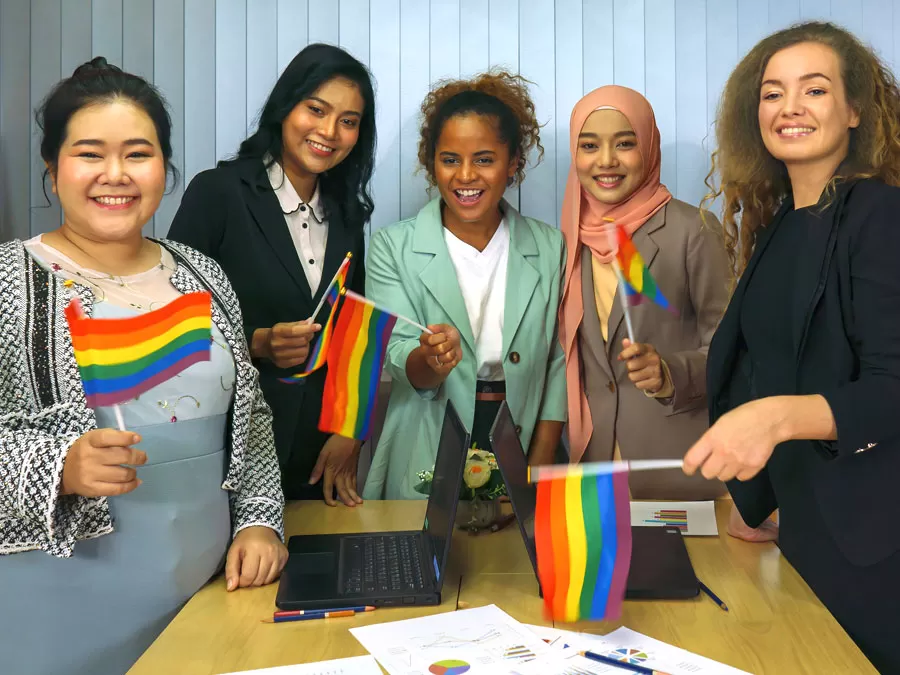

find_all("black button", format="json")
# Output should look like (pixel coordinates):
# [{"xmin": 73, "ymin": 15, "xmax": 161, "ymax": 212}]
[
  {"xmin": 515, "ymin": 425, "xmax": 522, "ymax": 435},
  {"xmin": 509, "ymin": 352, "xmax": 520, "ymax": 364},
  {"xmin": 608, "ymin": 382, "xmax": 616, "ymax": 393},
  {"xmin": 300, "ymin": 205, "xmax": 307, "ymax": 212},
  {"xmin": 308, "ymin": 258, "xmax": 315, "ymax": 265},
  {"xmin": 302, "ymin": 223, "xmax": 308, "ymax": 229},
  {"xmin": 484, "ymin": 385, "xmax": 492, "ymax": 393}
]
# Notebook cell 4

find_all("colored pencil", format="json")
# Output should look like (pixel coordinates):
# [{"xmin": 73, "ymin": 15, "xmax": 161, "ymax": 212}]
[
  {"xmin": 581, "ymin": 650, "xmax": 656, "ymax": 674},
  {"xmin": 698, "ymin": 579, "xmax": 729, "ymax": 611},
  {"xmin": 264, "ymin": 610, "xmax": 361, "ymax": 624},
  {"xmin": 273, "ymin": 606, "xmax": 375, "ymax": 618}
]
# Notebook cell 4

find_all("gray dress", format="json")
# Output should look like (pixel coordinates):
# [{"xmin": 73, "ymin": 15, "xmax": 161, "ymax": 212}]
[{"xmin": 0, "ymin": 301, "xmax": 238, "ymax": 675}]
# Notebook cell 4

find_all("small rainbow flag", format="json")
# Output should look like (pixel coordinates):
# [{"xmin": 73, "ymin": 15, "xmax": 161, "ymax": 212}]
[
  {"xmin": 319, "ymin": 289, "xmax": 397, "ymax": 440},
  {"xmin": 533, "ymin": 465, "xmax": 632, "ymax": 622},
  {"xmin": 614, "ymin": 224, "xmax": 675, "ymax": 313},
  {"xmin": 279, "ymin": 254, "xmax": 351, "ymax": 383},
  {"xmin": 65, "ymin": 292, "xmax": 212, "ymax": 407}
]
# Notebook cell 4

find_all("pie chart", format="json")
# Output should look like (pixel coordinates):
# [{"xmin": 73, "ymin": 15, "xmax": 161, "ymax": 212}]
[{"xmin": 428, "ymin": 660, "xmax": 471, "ymax": 675}]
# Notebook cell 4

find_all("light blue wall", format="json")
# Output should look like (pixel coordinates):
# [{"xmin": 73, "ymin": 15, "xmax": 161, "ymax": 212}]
[{"xmin": 2, "ymin": 0, "xmax": 899, "ymax": 241}]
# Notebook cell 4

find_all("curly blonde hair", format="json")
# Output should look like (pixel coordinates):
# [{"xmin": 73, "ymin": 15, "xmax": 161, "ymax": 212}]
[
  {"xmin": 703, "ymin": 21, "xmax": 900, "ymax": 280},
  {"xmin": 417, "ymin": 70, "xmax": 544, "ymax": 187}
]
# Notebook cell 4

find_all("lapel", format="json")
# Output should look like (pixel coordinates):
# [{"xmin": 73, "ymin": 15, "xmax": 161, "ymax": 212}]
[
  {"xmin": 414, "ymin": 198, "xmax": 476, "ymax": 352},
  {"xmin": 500, "ymin": 203, "xmax": 540, "ymax": 358},
  {"xmin": 236, "ymin": 159, "xmax": 313, "ymax": 304},
  {"xmin": 606, "ymin": 206, "xmax": 664, "ymax": 356},
  {"xmin": 579, "ymin": 245, "xmax": 614, "ymax": 379}
]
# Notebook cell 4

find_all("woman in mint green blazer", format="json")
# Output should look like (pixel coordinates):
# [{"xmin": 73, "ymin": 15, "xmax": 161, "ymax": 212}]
[{"xmin": 363, "ymin": 71, "xmax": 567, "ymax": 500}]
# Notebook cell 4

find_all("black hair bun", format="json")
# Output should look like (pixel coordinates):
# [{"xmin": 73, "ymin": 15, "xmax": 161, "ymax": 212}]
[{"xmin": 72, "ymin": 57, "xmax": 122, "ymax": 78}]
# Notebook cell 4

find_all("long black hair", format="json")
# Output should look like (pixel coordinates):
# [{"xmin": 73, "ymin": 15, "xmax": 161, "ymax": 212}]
[
  {"xmin": 36, "ymin": 56, "xmax": 178, "ymax": 189},
  {"xmin": 235, "ymin": 43, "xmax": 376, "ymax": 229}
]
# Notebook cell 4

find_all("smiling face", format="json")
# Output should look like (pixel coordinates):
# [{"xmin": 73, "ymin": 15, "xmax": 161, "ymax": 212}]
[
  {"xmin": 51, "ymin": 99, "xmax": 166, "ymax": 242},
  {"xmin": 758, "ymin": 41, "xmax": 859, "ymax": 170},
  {"xmin": 280, "ymin": 76, "xmax": 364, "ymax": 179},
  {"xmin": 433, "ymin": 113, "xmax": 518, "ymax": 230},
  {"xmin": 574, "ymin": 109, "xmax": 645, "ymax": 205}
]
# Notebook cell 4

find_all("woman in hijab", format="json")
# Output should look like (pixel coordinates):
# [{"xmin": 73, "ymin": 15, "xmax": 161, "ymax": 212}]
[{"xmin": 558, "ymin": 86, "xmax": 739, "ymax": 506}]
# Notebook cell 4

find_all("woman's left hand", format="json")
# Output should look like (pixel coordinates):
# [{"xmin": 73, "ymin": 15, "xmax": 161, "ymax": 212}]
[
  {"xmin": 225, "ymin": 526, "xmax": 288, "ymax": 591},
  {"xmin": 682, "ymin": 398, "xmax": 782, "ymax": 482},
  {"xmin": 618, "ymin": 339, "xmax": 664, "ymax": 394}
]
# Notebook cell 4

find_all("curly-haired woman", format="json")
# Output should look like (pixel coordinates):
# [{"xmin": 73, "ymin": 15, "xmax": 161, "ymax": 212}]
[
  {"xmin": 362, "ymin": 71, "xmax": 567, "ymax": 499},
  {"xmin": 682, "ymin": 22, "xmax": 900, "ymax": 671}
]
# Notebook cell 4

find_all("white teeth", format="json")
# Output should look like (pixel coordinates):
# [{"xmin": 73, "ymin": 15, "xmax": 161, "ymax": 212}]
[
  {"xmin": 596, "ymin": 176, "xmax": 622, "ymax": 184},
  {"xmin": 308, "ymin": 140, "xmax": 334, "ymax": 153},
  {"xmin": 93, "ymin": 196, "xmax": 134, "ymax": 205},
  {"xmin": 780, "ymin": 127, "xmax": 815, "ymax": 135},
  {"xmin": 455, "ymin": 189, "xmax": 483, "ymax": 197}
]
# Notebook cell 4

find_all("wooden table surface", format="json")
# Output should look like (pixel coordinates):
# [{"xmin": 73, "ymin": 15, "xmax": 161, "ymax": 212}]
[{"xmin": 128, "ymin": 500, "xmax": 875, "ymax": 675}]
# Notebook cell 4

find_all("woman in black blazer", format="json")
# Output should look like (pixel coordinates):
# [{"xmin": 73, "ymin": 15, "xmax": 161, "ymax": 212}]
[
  {"xmin": 683, "ymin": 22, "xmax": 900, "ymax": 672},
  {"xmin": 168, "ymin": 44, "xmax": 376, "ymax": 505}
]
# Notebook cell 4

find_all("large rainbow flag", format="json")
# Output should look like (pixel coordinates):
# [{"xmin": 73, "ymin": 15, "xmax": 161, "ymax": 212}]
[
  {"xmin": 319, "ymin": 289, "xmax": 397, "ymax": 440},
  {"xmin": 65, "ymin": 292, "xmax": 212, "ymax": 407},
  {"xmin": 614, "ymin": 224, "xmax": 675, "ymax": 314},
  {"xmin": 533, "ymin": 465, "xmax": 633, "ymax": 622},
  {"xmin": 279, "ymin": 255, "xmax": 350, "ymax": 383}
]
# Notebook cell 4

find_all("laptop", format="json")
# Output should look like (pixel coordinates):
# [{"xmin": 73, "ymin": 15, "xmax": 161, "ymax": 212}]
[
  {"xmin": 275, "ymin": 400, "xmax": 470, "ymax": 610},
  {"xmin": 489, "ymin": 401, "xmax": 699, "ymax": 600}
]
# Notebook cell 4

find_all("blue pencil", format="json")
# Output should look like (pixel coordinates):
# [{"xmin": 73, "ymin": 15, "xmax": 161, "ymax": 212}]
[
  {"xmin": 581, "ymin": 651, "xmax": 656, "ymax": 674},
  {"xmin": 698, "ymin": 579, "xmax": 729, "ymax": 611}
]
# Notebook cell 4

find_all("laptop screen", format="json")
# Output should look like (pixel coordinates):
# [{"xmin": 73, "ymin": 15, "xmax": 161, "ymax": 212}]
[
  {"xmin": 488, "ymin": 402, "xmax": 539, "ymax": 576},
  {"xmin": 422, "ymin": 400, "xmax": 469, "ymax": 590}
]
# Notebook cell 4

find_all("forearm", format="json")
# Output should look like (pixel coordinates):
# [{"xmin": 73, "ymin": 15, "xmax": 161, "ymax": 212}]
[
  {"xmin": 250, "ymin": 328, "xmax": 271, "ymax": 361},
  {"xmin": 405, "ymin": 346, "xmax": 447, "ymax": 391},
  {"xmin": 527, "ymin": 421, "xmax": 564, "ymax": 466},
  {"xmin": 770, "ymin": 394, "xmax": 838, "ymax": 444}
]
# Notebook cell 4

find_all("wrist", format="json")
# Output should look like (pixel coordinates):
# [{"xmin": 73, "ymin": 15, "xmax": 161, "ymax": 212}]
[
  {"xmin": 251, "ymin": 328, "xmax": 271, "ymax": 360},
  {"xmin": 767, "ymin": 396, "xmax": 796, "ymax": 445}
]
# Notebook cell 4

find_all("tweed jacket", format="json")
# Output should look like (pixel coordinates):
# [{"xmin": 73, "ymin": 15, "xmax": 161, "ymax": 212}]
[{"xmin": 0, "ymin": 239, "xmax": 284, "ymax": 558}]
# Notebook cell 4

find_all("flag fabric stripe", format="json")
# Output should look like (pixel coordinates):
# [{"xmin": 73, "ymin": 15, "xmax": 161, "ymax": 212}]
[
  {"xmin": 359, "ymin": 311, "xmax": 391, "ymax": 439},
  {"xmin": 343, "ymin": 302, "xmax": 373, "ymax": 435},
  {"xmin": 65, "ymin": 292, "xmax": 212, "ymax": 408},
  {"xmin": 533, "ymin": 465, "xmax": 633, "ymax": 622},
  {"xmin": 615, "ymin": 224, "xmax": 674, "ymax": 314}
]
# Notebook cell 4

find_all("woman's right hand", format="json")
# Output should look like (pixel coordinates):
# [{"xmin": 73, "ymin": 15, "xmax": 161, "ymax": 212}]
[
  {"xmin": 419, "ymin": 323, "xmax": 463, "ymax": 375},
  {"xmin": 254, "ymin": 320, "xmax": 321, "ymax": 369},
  {"xmin": 61, "ymin": 429, "xmax": 146, "ymax": 498}
]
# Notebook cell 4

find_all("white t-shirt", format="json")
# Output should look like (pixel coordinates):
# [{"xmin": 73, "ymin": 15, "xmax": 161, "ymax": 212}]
[{"xmin": 443, "ymin": 219, "xmax": 509, "ymax": 381}]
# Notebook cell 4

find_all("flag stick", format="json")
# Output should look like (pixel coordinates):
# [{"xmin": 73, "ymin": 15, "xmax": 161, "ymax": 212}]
[
  {"xmin": 309, "ymin": 252, "xmax": 352, "ymax": 322},
  {"xmin": 113, "ymin": 404, "xmax": 126, "ymax": 432},
  {"xmin": 602, "ymin": 217, "xmax": 637, "ymax": 343},
  {"xmin": 342, "ymin": 289, "xmax": 434, "ymax": 335},
  {"xmin": 527, "ymin": 459, "xmax": 685, "ymax": 483}
]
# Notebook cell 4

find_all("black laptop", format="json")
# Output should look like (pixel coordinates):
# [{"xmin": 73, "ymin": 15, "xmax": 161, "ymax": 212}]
[
  {"xmin": 489, "ymin": 402, "xmax": 699, "ymax": 600},
  {"xmin": 276, "ymin": 400, "xmax": 470, "ymax": 610}
]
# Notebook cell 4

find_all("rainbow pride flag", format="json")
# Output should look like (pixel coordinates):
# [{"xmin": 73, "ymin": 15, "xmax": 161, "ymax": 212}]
[
  {"xmin": 614, "ymin": 224, "xmax": 675, "ymax": 313},
  {"xmin": 533, "ymin": 465, "xmax": 632, "ymax": 622},
  {"xmin": 65, "ymin": 292, "xmax": 212, "ymax": 407},
  {"xmin": 319, "ymin": 290, "xmax": 397, "ymax": 440}
]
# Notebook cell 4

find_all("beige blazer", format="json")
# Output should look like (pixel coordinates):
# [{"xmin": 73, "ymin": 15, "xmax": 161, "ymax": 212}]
[{"xmin": 579, "ymin": 199, "xmax": 729, "ymax": 500}]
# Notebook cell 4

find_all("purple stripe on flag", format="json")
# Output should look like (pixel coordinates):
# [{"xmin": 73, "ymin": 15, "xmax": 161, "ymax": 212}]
[{"xmin": 605, "ymin": 470, "xmax": 633, "ymax": 620}]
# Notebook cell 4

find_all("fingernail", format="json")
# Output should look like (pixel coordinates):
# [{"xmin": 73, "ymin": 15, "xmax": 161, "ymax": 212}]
[{"xmin": 136, "ymin": 479, "xmax": 143, "ymax": 487}]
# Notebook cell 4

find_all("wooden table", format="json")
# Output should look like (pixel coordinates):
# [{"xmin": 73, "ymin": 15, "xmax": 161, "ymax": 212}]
[{"xmin": 128, "ymin": 500, "xmax": 875, "ymax": 675}]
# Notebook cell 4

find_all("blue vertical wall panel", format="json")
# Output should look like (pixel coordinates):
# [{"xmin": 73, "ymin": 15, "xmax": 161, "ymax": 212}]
[
  {"xmin": 215, "ymin": 0, "xmax": 247, "ymax": 162},
  {"xmin": 675, "ymin": 0, "xmax": 708, "ymax": 209},
  {"xmin": 554, "ymin": 0, "xmax": 582, "ymax": 219},
  {"xmin": 831, "ymin": 0, "xmax": 864, "ymax": 35},
  {"xmin": 277, "ymin": 0, "xmax": 309, "ymax": 73},
  {"xmin": 458, "ymin": 0, "xmax": 487, "ymax": 78},
  {"xmin": 488, "ymin": 0, "xmax": 519, "ymax": 209},
  {"xmin": 645, "ymin": 0, "xmax": 678, "ymax": 194},
  {"xmin": 613, "ymin": 0, "xmax": 645, "ymax": 95},
  {"xmin": 309, "ymin": 0, "xmax": 340, "ymax": 46},
  {"xmin": 154, "ymin": 0, "xmax": 185, "ymax": 237},
  {"xmin": 1, "ymin": 0, "xmax": 32, "ymax": 240},
  {"xmin": 61, "ymin": 0, "xmax": 92, "ymax": 76},
  {"xmin": 399, "ymin": 0, "xmax": 430, "ymax": 220},
  {"xmin": 30, "ymin": 0, "xmax": 61, "ymax": 235},
  {"xmin": 369, "ymin": 0, "xmax": 401, "ymax": 232},
  {"xmin": 123, "ymin": 0, "xmax": 154, "ymax": 82},
  {"xmin": 92, "ymin": 0, "xmax": 124, "ymax": 67},
  {"xmin": 581, "ymin": 0, "xmax": 614, "ymax": 96},
  {"xmin": 769, "ymin": 0, "xmax": 802, "ymax": 30},
  {"xmin": 800, "ymin": 0, "xmax": 831, "ymax": 21},
  {"xmin": 184, "ymin": 0, "xmax": 216, "ymax": 185},
  {"xmin": 339, "ymin": 0, "xmax": 370, "ymax": 66},
  {"xmin": 738, "ymin": 0, "xmax": 769, "ymax": 58},
  {"xmin": 431, "ymin": 0, "xmax": 461, "ymax": 82},
  {"xmin": 518, "ymin": 0, "xmax": 556, "ymax": 226},
  {"xmin": 862, "ymin": 0, "xmax": 895, "ymax": 66},
  {"xmin": 246, "ymin": 0, "xmax": 278, "ymax": 134}
]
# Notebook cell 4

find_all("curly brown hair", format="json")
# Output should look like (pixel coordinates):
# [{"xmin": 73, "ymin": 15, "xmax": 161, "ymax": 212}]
[
  {"xmin": 417, "ymin": 69, "xmax": 544, "ymax": 187},
  {"xmin": 703, "ymin": 21, "xmax": 900, "ymax": 280}
]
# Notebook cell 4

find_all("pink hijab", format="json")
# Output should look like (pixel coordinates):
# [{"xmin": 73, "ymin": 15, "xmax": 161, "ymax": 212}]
[{"xmin": 559, "ymin": 86, "xmax": 672, "ymax": 464}]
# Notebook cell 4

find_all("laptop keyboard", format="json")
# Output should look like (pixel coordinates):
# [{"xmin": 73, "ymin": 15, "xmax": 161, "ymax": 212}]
[{"xmin": 343, "ymin": 535, "xmax": 426, "ymax": 595}]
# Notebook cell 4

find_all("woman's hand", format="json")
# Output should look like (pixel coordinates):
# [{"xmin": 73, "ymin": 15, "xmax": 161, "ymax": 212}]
[
  {"xmin": 61, "ymin": 429, "xmax": 146, "ymax": 497},
  {"xmin": 252, "ymin": 320, "xmax": 321, "ymax": 369},
  {"xmin": 618, "ymin": 339, "xmax": 665, "ymax": 394},
  {"xmin": 225, "ymin": 526, "xmax": 288, "ymax": 591},
  {"xmin": 309, "ymin": 434, "xmax": 363, "ymax": 507},
  {"xmin": 420, "ymin": 324, "xmax": 463, "ymax": 375},
  {"xmin": 683, "ymin": 398, "xmax": 783, "ymax": 482}
]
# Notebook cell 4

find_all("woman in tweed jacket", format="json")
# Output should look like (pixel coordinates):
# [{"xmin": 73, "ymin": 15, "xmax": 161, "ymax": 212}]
[{"xmin": 0, "ymin": 59, "xmax": 286, "ymax": 675}]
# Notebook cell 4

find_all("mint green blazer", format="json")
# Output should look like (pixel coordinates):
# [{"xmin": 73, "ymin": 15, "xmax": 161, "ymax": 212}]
[{"xmin": 362, "ymin": 197, "xmax": 567, "ymax": 499}]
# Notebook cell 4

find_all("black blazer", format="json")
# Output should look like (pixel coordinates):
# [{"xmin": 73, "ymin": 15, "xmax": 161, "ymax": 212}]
[
  {"xmin": 166, "ymin": 156, "xmax": 366, "ymax": 467},
  {"xmin": 707, "ymin": 178, "xmax": 900, "ymax": 569}
]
